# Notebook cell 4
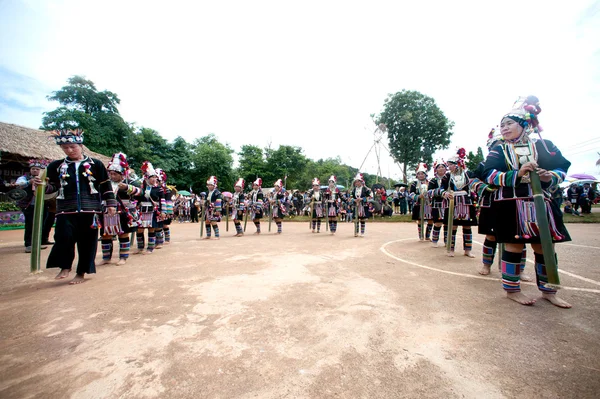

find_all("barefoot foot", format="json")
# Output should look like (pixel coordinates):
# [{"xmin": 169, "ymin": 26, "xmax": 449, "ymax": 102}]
[
  {"xmin": 464, "ymin": 251, "xmax": 475, "ymax": 258},
  {"xmin": 101, "ymin": 260, "xmax": 113, "ymax": 265},
  {"xmin": 116, "ymin": 258, "xmax": 127, "ymax": 265},
  {"xmin": 447, "ymin": 251, "xmax": 455, "ymax": 257},
  {"xmin": 506, "ymin": 291, "xmax": 536, "ymax": 306},
  {"xmin": 69, "ymin": 274, "xmax": 86, "ymax": 285},
  {"xmin": 478, "ymin": 264, "xmax": 491, "ymax": 275},
  {"xmin": 55, "ymin": 269, "xmax": 70, "ymax": 279},
  {"xmin": 541, "ymin": 293, "xmax": 572, "ymax": 308}
]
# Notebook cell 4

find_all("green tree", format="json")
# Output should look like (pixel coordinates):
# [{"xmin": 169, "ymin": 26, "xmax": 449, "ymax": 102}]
[
  {"xmin": 126, "ymin": 127, "xmax": 174, "ymax": 171},
  {"xmin": 374, "ymin": 90, "xmax": 454, "ymax": 183},
  {"xmin": 190, "ymin": 134, "xmax": 234, "ymax": 193},
  {"xmin": 40, "ymin": 76, "xmax": 132, "ymax": 156},
  {"xmin": 166, "ymin": 137, "xmax": 194, "ymax": 190},
  {"xmin": 264, "ymin": 145, "xmax": 308, "ymax": 189},
  {"xmin": 466, "ymin": 147, "xmax": 484, "ymax": 172},
  {"xmin": 237, "ymin": 145, "xmax": 266, "ymax": 188}
]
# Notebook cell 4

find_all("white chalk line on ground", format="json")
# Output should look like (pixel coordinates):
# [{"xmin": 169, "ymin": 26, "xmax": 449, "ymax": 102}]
[
  {"xmin": 381, "ymin": 239, "xmax": 600, "ymax": 294},
  {"xmin": 561, "ymin": 243, "xmax": 600, "ymax": 250}
]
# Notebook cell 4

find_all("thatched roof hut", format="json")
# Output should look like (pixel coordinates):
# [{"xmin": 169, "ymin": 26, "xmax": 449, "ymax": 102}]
[
  {"xmin": 0, "ymin": 122, "xmax": 110, "ymax": 187},
  {"xmin": 0, "ymin": 122, "xmax": 110, "ymax": 163}
]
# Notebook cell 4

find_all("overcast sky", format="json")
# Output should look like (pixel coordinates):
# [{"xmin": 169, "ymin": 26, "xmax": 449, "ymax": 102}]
[{"xmin": 1, "ymin": 0, "xmax": 599, "ymax": 181}]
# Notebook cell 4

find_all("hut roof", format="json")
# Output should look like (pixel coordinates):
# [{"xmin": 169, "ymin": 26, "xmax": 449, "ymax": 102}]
[{"xmin": 0, "ymin": 122, "xmax": 110, "ymax": 164}]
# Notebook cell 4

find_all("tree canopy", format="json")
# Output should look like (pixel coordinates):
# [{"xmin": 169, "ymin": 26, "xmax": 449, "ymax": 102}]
[
  {"xmin": 374, "ymin": 90, "xmax": 454, "ymax": 182},
  {"xmin": 41, "ymin": 75, "xmax": 133, "ymax": 156},
  {"xmin": 38, "ymin": 76, "xmax": 402, "ymax": 192},
  {"xmin": 466, "ymin": 147, "xmax": 484, "ymax": 172}
]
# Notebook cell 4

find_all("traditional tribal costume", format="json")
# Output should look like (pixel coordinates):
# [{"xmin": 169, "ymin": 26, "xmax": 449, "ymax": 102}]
[
  {"xmin": 427, "ymin": 160, "xmax": 447, "ymax": 247},
  {"xmin": 154, "ymin": 168, "xmax": 172, "ymax": 248},
  {"xmin": 45, "ymin": 129, "xmax": 117, "ymax": 281},
  {"xmin": 232, "ymin": 178, "xmax": 246, "ymax": 236},
  {"xmin": 201, "ymin": 176, "xmax": 223, "ymax": 239},
  {"xmin": 307, "ymin": 178, "xmax": 324, "ymax": 233},
  {"xmin": 325, "ymin": 175, "xmax": 341, "ymax": 234},
  {"xmin": 16, "ymin": 158, "xmax": 54, "ymax": 252},
  {"xmin": 470, "ymin": 129, "xmax": 530, "ymax": 275},
  {"xmin": 134, "ymin": 162, "xmax": 165, "ymax": 254},
  {"xmin": 350, "ymin": 173, "xmax": 372, "ymax": 237},
  {"xmin": 439, "ymin": 148, "xmax": 478, "ymax": 257},
  {"xmin": 249, "ymin": 178, "xmax": 264, "ymax": 234},
  {"xmin": 410, "ymin": 163, "xmax": 433, "ymax": 241},
  {"xmin": 483, "ymin": 96, "xmax": 571, "ymax": 305},
  {"xmin": 269, "ymin": 179, "xmax": 288, "ymax": 234},
  {"xmin": 100, "ymin": 153, "xmax": 141, "ymax": 265}
]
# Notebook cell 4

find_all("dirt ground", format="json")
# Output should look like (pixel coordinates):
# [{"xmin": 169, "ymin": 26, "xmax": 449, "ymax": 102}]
[{"xmin": 0, "ymin": 221, "xmax": 599, "ymax": 399}]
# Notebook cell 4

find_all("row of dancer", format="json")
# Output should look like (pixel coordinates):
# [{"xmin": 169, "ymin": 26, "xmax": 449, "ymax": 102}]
[{"xmin": 195, "ymin": 173, "xmax": 374, "ymax": 238}]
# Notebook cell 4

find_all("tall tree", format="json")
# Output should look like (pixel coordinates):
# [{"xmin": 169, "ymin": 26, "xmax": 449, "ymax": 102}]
[
  {"xmin": 374, "ymin": 90, "xmax": 454, "ymax": 183},
  {"xmin": 466, "ymin": 147, "xmax": 485, "ymax": 172},
  {"xmin": 190, "ymin": 134, "xmax": 234, "ymax": 193},
  {"xmin": 126, "ymin": 127, "xmax": 174, "ymax": 171},
  {"xmin": 264, "ymin": 145, "xmax": 308, "ymax": 189},
  {"xmin": 237, "ymin": 145, "xmax": 266, "ymax": 187},
  {"xmin": 166, "ymin": 136, "xmax": 194, "ymax": 190},
  {"xmin": 40, "ymin": 76, "xmax": 132, "ymax": 155}
]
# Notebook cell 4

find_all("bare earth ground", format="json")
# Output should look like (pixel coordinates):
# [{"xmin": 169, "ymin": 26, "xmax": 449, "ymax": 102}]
[{"xmin": 0, "ymin": 221, "xmax": 599, "ymax": 399}]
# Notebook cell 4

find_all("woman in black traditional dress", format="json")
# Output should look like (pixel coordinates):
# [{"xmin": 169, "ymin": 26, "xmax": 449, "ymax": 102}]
[
  {"xmin": 483, "ymin": 96, "xmax": 571, "ymax": 308},
  {"xmin": 441, "ymin": 149, "xmax": 478, "ymax": 257},
  {"xmin": 427, "ymin": 159, "xmax": 448, "ymax": 248}
]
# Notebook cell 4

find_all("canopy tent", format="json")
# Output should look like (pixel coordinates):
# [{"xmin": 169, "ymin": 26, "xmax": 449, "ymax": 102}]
[{"xmin": 320, "ymin": 184, "xmax": 345, "ymax": 190}]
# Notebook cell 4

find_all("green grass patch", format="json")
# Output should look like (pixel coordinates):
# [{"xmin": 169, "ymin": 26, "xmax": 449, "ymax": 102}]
[
  {"xmin": 563, "ymin": 212, "xmax": 600, "ymax": 223},
  {"xmin": 0, "ymin": 223, "xmax": 25, "ymax": 230}
]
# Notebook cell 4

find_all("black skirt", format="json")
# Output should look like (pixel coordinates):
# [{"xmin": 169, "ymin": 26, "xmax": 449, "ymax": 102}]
[
  {"xmin": 477, "ymin": 206, "xmax": 494, "ymax": 235},
  {"xmin": 490, "ymin": 198, "xmax": 571, "ymax": 244}
]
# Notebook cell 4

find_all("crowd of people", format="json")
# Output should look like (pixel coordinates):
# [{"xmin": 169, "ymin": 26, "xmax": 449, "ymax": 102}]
[{"xmin": 11, "ymin": 96, "xmax": 588, "ymax": 309}]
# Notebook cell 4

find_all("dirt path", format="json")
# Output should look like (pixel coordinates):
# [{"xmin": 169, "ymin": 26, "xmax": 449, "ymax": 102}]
[{"xmin": 0, "ymin": 222, "xmax": 599, "ymax": 398}]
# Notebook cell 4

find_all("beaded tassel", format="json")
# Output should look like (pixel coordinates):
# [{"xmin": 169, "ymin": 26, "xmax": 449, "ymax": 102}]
[
  {"xmin": 276, "ymin": 221, "xmax": 282, "ymax": 233},
  {"xmin": 425, "ymin": 224, "xmax": 432, "ymax": 240},
  {"xmin": 205, "ymin": 224, "xmax": 211, "ymax": 237},
  {"xmin": 360, "ymin": 221, "xmax": 365, "ymax": 235},
  {"xmin": 213, "ymin": 225, "xmax": 220, "ymax": 238},
  {"xmin": 316, "ymin": 220, "xmax": 321, "ymax": 232},
  {"xmin": 164, "ymin": 228, "xmax": 171, "ymax": 242}
]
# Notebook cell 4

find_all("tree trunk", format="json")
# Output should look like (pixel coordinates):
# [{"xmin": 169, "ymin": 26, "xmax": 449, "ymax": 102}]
[{"xmin": 402, "ymin": 162, "xmax": 408, "ymax": 183}]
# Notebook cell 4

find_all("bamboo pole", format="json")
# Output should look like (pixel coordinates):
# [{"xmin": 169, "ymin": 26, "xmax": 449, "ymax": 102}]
[{"xmin": 30, "ymin": 169, "xmax": 46, "ymax": 274}]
